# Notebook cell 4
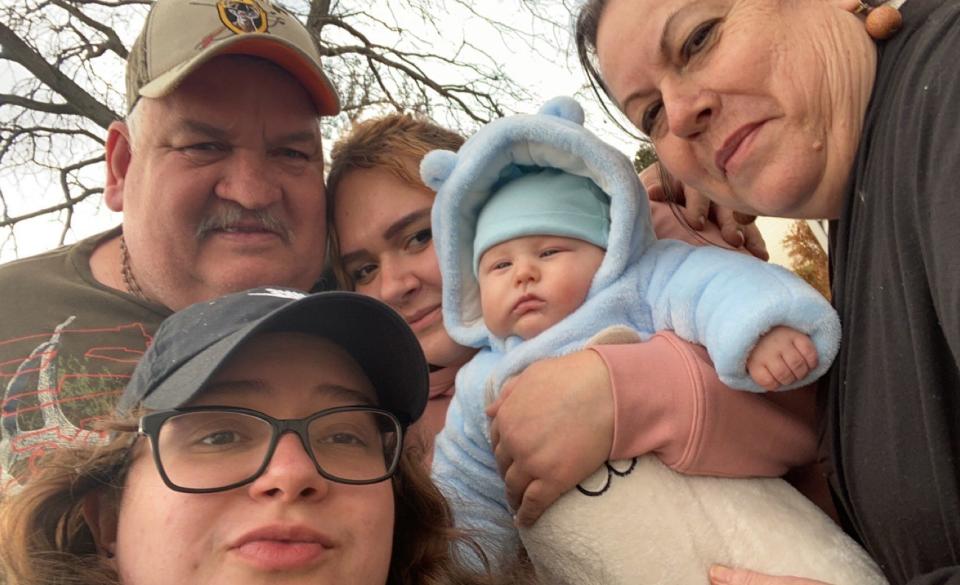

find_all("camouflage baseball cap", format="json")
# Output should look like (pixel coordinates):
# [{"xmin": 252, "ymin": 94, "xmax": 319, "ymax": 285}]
[{"xmin": 126, "ymin": 0, "xmax": 339, "ymax": 115}]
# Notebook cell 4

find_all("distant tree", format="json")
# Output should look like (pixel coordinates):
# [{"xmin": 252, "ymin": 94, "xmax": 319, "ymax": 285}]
[
  {"xmin": 0, "ymin": 0, "xmax": 566, "ymax": 256},
  {"xmin": 632, "ymin": 139, "xmax": 657, "ymax": 174},
  {"xmin": 783, "ymin": 220, "xmax": 830, "ymax": 299}
]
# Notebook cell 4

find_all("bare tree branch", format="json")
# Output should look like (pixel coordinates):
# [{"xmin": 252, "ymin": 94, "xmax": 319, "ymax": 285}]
[
  {"xmin": 0, "ymin": 0, "xmax": 568, "ymax": 259},
  {"xmin": 51, "ymin": 0, "xmax": 129, "ymax": 60},
  {"xmin": 0, "ymin": 186, "xmax": 102, "ymax": 229},
  {"xmin": 0, "ymin": 21, "xmax": 118, "ymax": 129},
  {"xmin": 0, "ymin": 94, "xmax": 79, "ymax": 116}
]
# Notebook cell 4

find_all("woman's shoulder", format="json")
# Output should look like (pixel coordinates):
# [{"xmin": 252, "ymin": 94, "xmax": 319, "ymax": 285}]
[{"xmin": 877, "ymin": 0, "xmax": 960, "ymax": 87}]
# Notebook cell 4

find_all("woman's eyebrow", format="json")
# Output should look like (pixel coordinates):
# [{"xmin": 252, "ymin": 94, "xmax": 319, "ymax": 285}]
[
  {"xmin": 314, "ymin": 384, "xmax": 375, "ymax": 405},
  {"xmin": 382, "ymin": 208, "xmax": 431, "ymax": 241},
  {"xmin": 661, "ymin": 6, "xmax": 688, "ymax": 56}
]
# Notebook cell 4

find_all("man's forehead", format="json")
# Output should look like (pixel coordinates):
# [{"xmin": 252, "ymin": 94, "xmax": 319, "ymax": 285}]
[
  {"xmin": 158, "ymin": 55, "xmax": 320, "ymax": 116},
  {"xmin": 139, "ymin": 59, "xmax": 322, "ymax": 136}
]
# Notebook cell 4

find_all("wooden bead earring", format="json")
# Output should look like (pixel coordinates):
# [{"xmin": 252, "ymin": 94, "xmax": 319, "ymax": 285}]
[{"xmin": 855, "ymin": 1, "xmax": 903, "ymax": 40}]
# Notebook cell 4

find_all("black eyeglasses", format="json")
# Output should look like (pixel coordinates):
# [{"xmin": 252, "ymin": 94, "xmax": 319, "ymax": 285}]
[{"xmin": 138, "ymin": 406, "xmax": 403, "ymax": 493}]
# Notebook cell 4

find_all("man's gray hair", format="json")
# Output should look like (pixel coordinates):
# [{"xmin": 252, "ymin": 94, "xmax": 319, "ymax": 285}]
[{"xmin": 125, "ymin": 100, "xmax": 143, "ymax": 151}]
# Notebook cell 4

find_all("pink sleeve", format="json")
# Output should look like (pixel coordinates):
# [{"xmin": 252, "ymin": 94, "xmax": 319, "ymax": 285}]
[{"xmin": 590, "ymin": 332, "xmax": 817, "ymax": 477}]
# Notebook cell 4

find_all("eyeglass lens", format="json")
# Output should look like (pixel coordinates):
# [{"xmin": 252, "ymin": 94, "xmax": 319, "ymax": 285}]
[{"xmin": 155, "ymin": 409, "xmax": 399, "ymax": 490}]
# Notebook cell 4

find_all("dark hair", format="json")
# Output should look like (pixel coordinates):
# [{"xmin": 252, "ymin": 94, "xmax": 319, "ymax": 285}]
[{"xmin": 575, "ymin": 0, "xmax": 637, "ymax": 136}]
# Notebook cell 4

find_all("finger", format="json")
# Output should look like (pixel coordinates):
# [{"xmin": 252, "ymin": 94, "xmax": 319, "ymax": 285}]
[
  {"xmin": 493, "ymin": 437, "xmax": 513, "ymax": 479},
  {"xmin": 721, "ymin": 222, "xmax": 748, "ymax": 249},
  {"xmin": 740, "ymin": 222, "xmax": 770, "ymax": 260},
  {"xmin": 489, "ymin": 416, "xmax": 501, "ymax": 452},
  {"xmin": 769, "ymin": 355, "xmax": 799, "ymax": 386},
  {"xmin": 499, "ymin": 375, "xmax": 519, "ymax": 401},
  {"xmin": 732, "ymin": 211, "xmax": 757, "ymax": 225},
  {"xmin": 503, "ymin": 464, "xmax": 534, "ymax": 511},
  {"xmin": 680, "ymin": 186, "xmax": 711, "ymax": 229},
  {"xmin": 639, "ymin": 164, "xmax": 666, "ymax": 201},
  {"xmin": 485, "ymin": 394, "xmax": 502, "ymax": 417},
  {"xmin": 748, "ymin": 364, "xmax": 779, "ymax": 391},
  {"xmin": 515, "ymin": 479, "xmax": 563, "ymax": 528},
  {"xmin": 711, "ymin": 565, "xmax": 766, "ymax": 585},
  {"xmin": 712, "ymin": 565, "xmax": 754, "ymax": 585},
  {"xmin": 714, "ymin": 207, "xmax": 748, "ymax": 248},
  {"xmin": 710, "ymin": 565, "xmax": 828, "ymax": 585},
  {"xmin": 782, "ymin": 349, "xmax": 812, "ymax": 381},
  {"xmin": 794, "ymin": 335, "xmax": 819, "ymax": 369}
]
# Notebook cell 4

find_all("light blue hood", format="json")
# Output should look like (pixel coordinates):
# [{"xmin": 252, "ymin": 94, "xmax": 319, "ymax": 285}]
[{"xmin": 422, "ymin": 96, "xmax": 654, "ymax": 352}]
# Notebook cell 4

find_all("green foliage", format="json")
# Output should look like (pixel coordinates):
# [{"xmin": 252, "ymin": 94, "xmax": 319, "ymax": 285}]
[{"xmin": 633, "ymin": 140, "xmax": 658, "ymax": 173}]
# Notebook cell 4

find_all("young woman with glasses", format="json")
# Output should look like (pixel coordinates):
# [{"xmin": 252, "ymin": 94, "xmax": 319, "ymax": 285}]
[{"xmin": 0, "ymin": 288, "xmax": 531, "ymax": 585}]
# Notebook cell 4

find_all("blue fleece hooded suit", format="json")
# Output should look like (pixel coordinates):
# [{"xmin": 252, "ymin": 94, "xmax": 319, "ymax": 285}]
[{"xmin": 421, "ymin": 97, "xmax": 841, "ymax": 564}]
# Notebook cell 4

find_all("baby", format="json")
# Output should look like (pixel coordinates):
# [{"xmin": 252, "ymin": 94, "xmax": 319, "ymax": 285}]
[
  {"xmin": 423, "ymin": 97, "xmax": 886, "ymax": 585},
  {"xmin": 473, "ymin": 167, "xmax": 816, "ymax": 391}
]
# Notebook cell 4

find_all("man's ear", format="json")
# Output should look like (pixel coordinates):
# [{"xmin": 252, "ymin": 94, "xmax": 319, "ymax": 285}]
[
  {"xmin": 104, "ymin": 120, "xmax": 133, "ymax": 212},
  {"xmin": 82, "ymin": 490, "xmax": 119, "ymax": 566}
]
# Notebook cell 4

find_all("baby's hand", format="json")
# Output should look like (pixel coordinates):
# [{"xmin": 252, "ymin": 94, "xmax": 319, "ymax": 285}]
[{"xmin": 747, "ymin": 326, "xmax": 818, "ymax": 391}]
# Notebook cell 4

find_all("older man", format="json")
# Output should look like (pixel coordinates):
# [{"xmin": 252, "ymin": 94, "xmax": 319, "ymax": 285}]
[{"xmin": 0, "ymin": 0, "xmax": 337, "ymax": 489}]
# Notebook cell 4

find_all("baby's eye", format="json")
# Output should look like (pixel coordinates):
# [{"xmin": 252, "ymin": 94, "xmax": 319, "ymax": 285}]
[
  {"xmin": 539, "ymin": 248, "xmax": 563, "ymax": 258},
  {"xmin": 491, "ymin": 260, "xmax": 512, "ymax": 271}
]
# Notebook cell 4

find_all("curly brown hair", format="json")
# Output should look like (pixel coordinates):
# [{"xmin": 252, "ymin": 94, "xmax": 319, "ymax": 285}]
[
  {"xmin": 325, "ymin": 113, "xmax": 465, "ymax": 290},
  {"xmin": 0, "ymin": 418, "xmax": 531, "ymax": 585}
]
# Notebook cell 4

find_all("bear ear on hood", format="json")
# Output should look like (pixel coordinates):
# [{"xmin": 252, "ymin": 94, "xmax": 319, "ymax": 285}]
[
  {"xmin": 420, "ymin": 149, "xmax": 459, "ymax": 192},
  {"xmin": 538, "ymin": 96, "xmax": 585, "ymax": 126}
]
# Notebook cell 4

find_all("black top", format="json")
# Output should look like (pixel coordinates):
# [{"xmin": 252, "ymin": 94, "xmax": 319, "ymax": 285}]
[{"xmin": 824, "ymin": 0, "xmax": 960, "ymax": 583}]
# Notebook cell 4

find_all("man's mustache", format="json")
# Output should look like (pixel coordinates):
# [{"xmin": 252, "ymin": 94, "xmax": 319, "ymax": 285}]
[{"xmin": 196, "ymin": 205, "xmax": 292, "ymax": 243}]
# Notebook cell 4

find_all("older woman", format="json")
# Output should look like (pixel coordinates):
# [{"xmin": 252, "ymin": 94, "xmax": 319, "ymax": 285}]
[
  {"xmin": 576, "ymin": 0, "xmax": 960, "ymax": 583},
  {"xmin": 0, "ymin": 288, "xmax": 521, "ymax": 585},
  {"xmin": 325, "ymin": 112, "xmax": 828, "ymax": 527}
]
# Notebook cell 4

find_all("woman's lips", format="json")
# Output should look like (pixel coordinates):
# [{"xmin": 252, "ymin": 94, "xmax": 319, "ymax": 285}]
[
  {"xmin": 406, "ymin": 305, "xmax": 441, "ymax": 332},
  {"xmin": 715, "ymin": 121, "xmax": 766, "ymax": 176},
  {"xmin": 230, "ymin": 525, "xmax": 333, "ymax": 571},
  {"xmin": 233, "ymin": 540, "xmax": 329, "ymax": 570}
]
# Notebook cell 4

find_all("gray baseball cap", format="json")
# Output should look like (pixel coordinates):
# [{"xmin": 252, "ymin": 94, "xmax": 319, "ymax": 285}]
[
  {"xmin": 119, "ymin": 288, "xmax": 428, "ymax": 427},
  {"xmin": 125, "ymin": 0, "xmax": 339, "ymax": 115}
]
